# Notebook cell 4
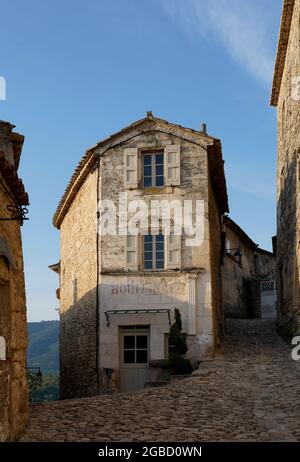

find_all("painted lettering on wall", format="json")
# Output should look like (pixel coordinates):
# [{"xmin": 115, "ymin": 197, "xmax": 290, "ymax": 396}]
[{"xmin": 111, "ymin": 284, "xmax": 160, "ymax": 296}]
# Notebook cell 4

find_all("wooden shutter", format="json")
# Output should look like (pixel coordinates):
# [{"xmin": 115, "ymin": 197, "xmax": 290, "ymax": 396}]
[
  {"xmin": 124, "ymin": 148, "xmax": 139, "ymax": 189},
  {"xmin": 166, "ymin": 233, "xmax": 181, "ymax": 270},
  {"xmin": 125, "ymin": 235, "xmax": 139, "ymax": 271},
  {"xmin": 165, "ymin": 145, "xmax": 181, "ymax": 186}
]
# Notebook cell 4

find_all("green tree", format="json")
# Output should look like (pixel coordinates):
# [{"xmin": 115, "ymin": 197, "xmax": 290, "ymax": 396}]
[{"xmin": 168, "ymin": 308, "xmax": 193, "ymax": 375}]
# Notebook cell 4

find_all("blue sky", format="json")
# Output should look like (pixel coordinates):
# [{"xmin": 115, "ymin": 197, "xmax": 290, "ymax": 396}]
[{"xmin": 0, "ymin": 0, "xmax": 282, "ymax": 321}]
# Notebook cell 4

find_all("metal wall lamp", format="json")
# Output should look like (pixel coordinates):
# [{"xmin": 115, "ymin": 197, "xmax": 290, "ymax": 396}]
[{"xmin": 227, "ymin": 247, "xmax": 243, "ymax": 263}]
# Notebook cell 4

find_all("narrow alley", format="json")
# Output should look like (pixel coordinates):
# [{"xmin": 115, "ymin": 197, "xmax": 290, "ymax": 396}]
[{"xmin": 21, "ymin": 310, "xmax": 300, "ymax": 442}]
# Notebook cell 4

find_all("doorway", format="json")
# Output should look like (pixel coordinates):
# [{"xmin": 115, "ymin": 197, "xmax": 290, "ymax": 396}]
[{"xmin": 119, "ymin": 326, "xmax": 150, "ymax": 393}]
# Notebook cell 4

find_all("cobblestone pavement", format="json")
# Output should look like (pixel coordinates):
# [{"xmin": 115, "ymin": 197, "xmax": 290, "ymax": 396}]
[{"xmin": 21, "ymin": 314, "xmax": 300, "ymax": 442}]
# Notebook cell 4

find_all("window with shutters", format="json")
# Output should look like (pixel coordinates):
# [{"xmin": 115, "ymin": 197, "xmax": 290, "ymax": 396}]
[
  {"xmin": 125, "ymin": 235, "xmax": 139, "ymax": 271},
  {"xmin": 166, "ymin": 231, "xmax": 181, "ymax": 269},
  {"xmin": 143, "ymin": 234, "xmax": 165, "ymax": 270},
  {"xmin": 125, "ymin": 145, "xmax": 181, "ymax": 190},
  {"xmin": 124, "ymin": 148, "xmax": 138, "ymax": 189},
  {"xmin": 165, "ymin": 145, "xmax": 181, "ymax": 186},
  {"xmin": 142, "ymin": 152, "xmax": 164, "ymax": 188}
]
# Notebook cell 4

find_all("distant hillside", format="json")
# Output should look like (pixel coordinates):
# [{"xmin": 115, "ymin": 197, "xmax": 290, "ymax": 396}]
[{"xmin": 27, "ymin": 321, "xmax": 59, "ymax": 374}]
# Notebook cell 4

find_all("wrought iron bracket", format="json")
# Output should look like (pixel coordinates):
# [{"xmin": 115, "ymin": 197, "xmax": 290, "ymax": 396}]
[{"xmin": 0, "ymin": 204, "xmax": 29, "ymax": 226}]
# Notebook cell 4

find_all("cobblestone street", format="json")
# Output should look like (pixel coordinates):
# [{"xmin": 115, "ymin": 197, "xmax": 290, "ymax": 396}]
[{"xmin": 21, "ymin": 312, "xmax": 300, "ymax": 442}]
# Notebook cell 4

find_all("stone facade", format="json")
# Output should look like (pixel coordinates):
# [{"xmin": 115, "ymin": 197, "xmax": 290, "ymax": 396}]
[
  {"xmin": 271, "ymin": 0, "xmax": 300, "ymax": 338},
  {"xmin": 0, "ymin": 121, "xmax": 29, "ymax": 441},
  {"xmin": 222, "ymin": 217, "xmax": 276, "ymax": 319},
  {"xmin": 53, "ymin": 115, "xmax": 229, "ymax": 398}
]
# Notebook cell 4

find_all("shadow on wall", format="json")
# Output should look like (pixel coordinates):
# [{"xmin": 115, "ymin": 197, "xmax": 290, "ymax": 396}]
[
  {"xmin": 277, "ymin": 156, "xmax": 299, "ymax": 339},
  {"xmin": 59, "ymin": 278, "xmax": 218, "ymax": 400}
]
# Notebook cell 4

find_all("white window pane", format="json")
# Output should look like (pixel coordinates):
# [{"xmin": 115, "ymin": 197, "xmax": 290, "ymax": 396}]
[
  {"xmin": 127, "ymin": 170, "xmax": 134, "ymax": 182},
  {"xmin": 170, "ymin": 250, "xmax": 178, "ymax": 263},
  {"xmin": 168, "ymin": 167, "xmax": 177, "ymax": 179},
  {"xmin": 127, "ymin": 236, "xmax": 135, "ymax": 248},
  {"xmin": 127, "ymin": 155, "xmax": 135, "ymax": 168},
  {"xmin": 127, "ymin": 251, "xmax": 136, "ymax": 264},
  {"xmin": 168, "ymin": 152, "xmax": 177, "ymax": 163}
]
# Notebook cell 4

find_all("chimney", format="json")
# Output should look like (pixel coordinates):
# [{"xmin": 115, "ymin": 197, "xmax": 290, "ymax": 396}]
[{"xmin": 200, "ymin": 123, "xmax": 207, "ymax": 135}]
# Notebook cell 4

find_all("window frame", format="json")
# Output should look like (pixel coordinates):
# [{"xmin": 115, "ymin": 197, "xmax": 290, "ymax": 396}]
[
  {"xmin": 142, "ymin": 151, "xmax": 164, "ymax": 189},
  {"xmin": 143, "ymin": 233, "xmax": 165, "ymax": 271},
  {"xmin": 123, "ymin": 333, "xmax": 149, "ymax": 365}
]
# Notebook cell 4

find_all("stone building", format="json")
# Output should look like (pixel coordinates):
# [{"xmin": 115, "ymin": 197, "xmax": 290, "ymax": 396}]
[
  {"xmin": 271, "ymin": 0, "xmax": 300, "ymax": 338},
  {"xmin": 222, "ymin": 217, "xmax": 276, "ymax": 319},
  {"xmin": 52, "ymin": 114, "xmax": 229, "ymax": 398},
  {"xmin": 0, "ymin": 121, "xmax": 29, "ymax": 441}
]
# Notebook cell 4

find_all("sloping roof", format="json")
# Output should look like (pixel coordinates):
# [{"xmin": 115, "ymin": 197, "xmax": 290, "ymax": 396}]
[
  {"xmin": 0, "ymin": 149, "xmax": 29, "ymax": 206},
  {"xmin": 271, "ymin": 0, "xmax": 296, "ymax": 106},
  {"xmin": 53, "ymin": 114, "xmax": 229, "ymax": 228},
  {"xmin": 224, "ymin": 216, "xmax": 258, "ymax": 249},
  {"xmin": 224, "ymin": 216, "xmax": 275, "ymax": 256}
]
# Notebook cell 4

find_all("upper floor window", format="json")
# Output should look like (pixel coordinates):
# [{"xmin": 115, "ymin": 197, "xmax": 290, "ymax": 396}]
[
  {"xmin": 124, "ymin": 145, "xmax": 181, "ymax": 190},
  {"xmin": 143, "ymin": 234, "xmax": 165, "ymax": 270},
  {"xmin": 143, "ymin": 152, "xmax": 164, "ymax": 188}
]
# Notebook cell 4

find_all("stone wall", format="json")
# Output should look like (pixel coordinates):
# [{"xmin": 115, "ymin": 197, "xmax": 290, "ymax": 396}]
[
  {"xmin": 222, "ymin": 220, "xmax": 276, "ymax": 320},
  {"xmin": 59, "ymin": 169, "xmax": 98, "ymax": 399},
  {"xmin": 207, "ymin": 176, "xmax": 224, "ymax": 346},
  {"xmin": 276, "ymin": 0, "xmax": 300, "ymax": 338},
  {"xmin": 0, "ymin": 121, "xmax": 28, "ymax": 441}
]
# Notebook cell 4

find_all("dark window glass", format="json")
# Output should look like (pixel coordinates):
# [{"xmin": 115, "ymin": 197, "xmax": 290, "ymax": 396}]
[
  {"xmin": 144, "ymin": 234, "xmax": 164, "ymax": 270},
  {"xmin": 156, "ymin": 176, "xmax": 164, "ymax": 187},
  {"xmin": 136, "ymin": 336, "xmax": 148, "ymax": 349},
  {"xmin": 144, "ymin": 260, "xmax": 153, "ymax": 270},
  {"xmin": 144, "ymin": 176, "xmax": 152, "ymax": 188},
  {"xmin": 136, "ymin": 350, "xmax": 148, "ymax": 364},
  {"xmin": 144, "ymin": 252, "xmax": 153, "ymax": 261},
  {"xmin": 124, "ymin": 350, "xmax": 135, "ymax": 364},
  {"xmin": 156, "ymin": 251, "xmax": 164, "ymax": 261},
  {"xmin": 156, "ymin": 242, "xmax": 164, "ymax": 251},
  {"xmin": 144, "ymin": 166, "xmax": 152, "ymax": 176},
  {"xmin": 124, "ymin": 336, "xmax": 135, "ymax": 349},
  {"xmin": 156, "ymin": 164, "xmax": 163, "ymax": 175},
  {"xmin": 155, "ymin": 154, "xmax": 163, "ymax": 165},
  {"xmin": 143, "ymin": 153, "xmax": 164, "ymax": 188}
]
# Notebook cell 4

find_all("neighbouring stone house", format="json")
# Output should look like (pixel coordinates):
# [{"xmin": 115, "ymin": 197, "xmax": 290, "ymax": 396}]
[
  {"xmin": 222, "ymin": 217, "xmax": 276, "ymax": 319},
  {"xmin": 271, "ymin": 0, "xmax": 300, "ymax": 338},
  {"xmin": 52, "ymin": 114, "xmax": 229, "ymax": 398},
  {"xmin": 0, "ymin": 121, "xmax": 29, "ymax": 441}
]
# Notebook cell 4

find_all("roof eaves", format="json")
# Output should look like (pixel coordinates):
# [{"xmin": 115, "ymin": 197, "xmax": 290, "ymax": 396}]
[{"xmin": 271, "ymin": 0, "xmax": 296, "ymax": 106}]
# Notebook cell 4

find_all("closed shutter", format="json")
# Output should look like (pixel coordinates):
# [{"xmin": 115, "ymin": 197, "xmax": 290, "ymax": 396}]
[
  {"xmin": 125, "ymin": 235, "xmax": 139, "ymax": 271},
  {"xmin": 165, "ymin": 145, "xmax": 181, "ymax": 186},
  {"xmin": 124, "ymin": 148, "xmax": 139, "ymax": 189},
  {"xmin": 166, "ymin": 233, "xmax": 181, "ymax": 270}
]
